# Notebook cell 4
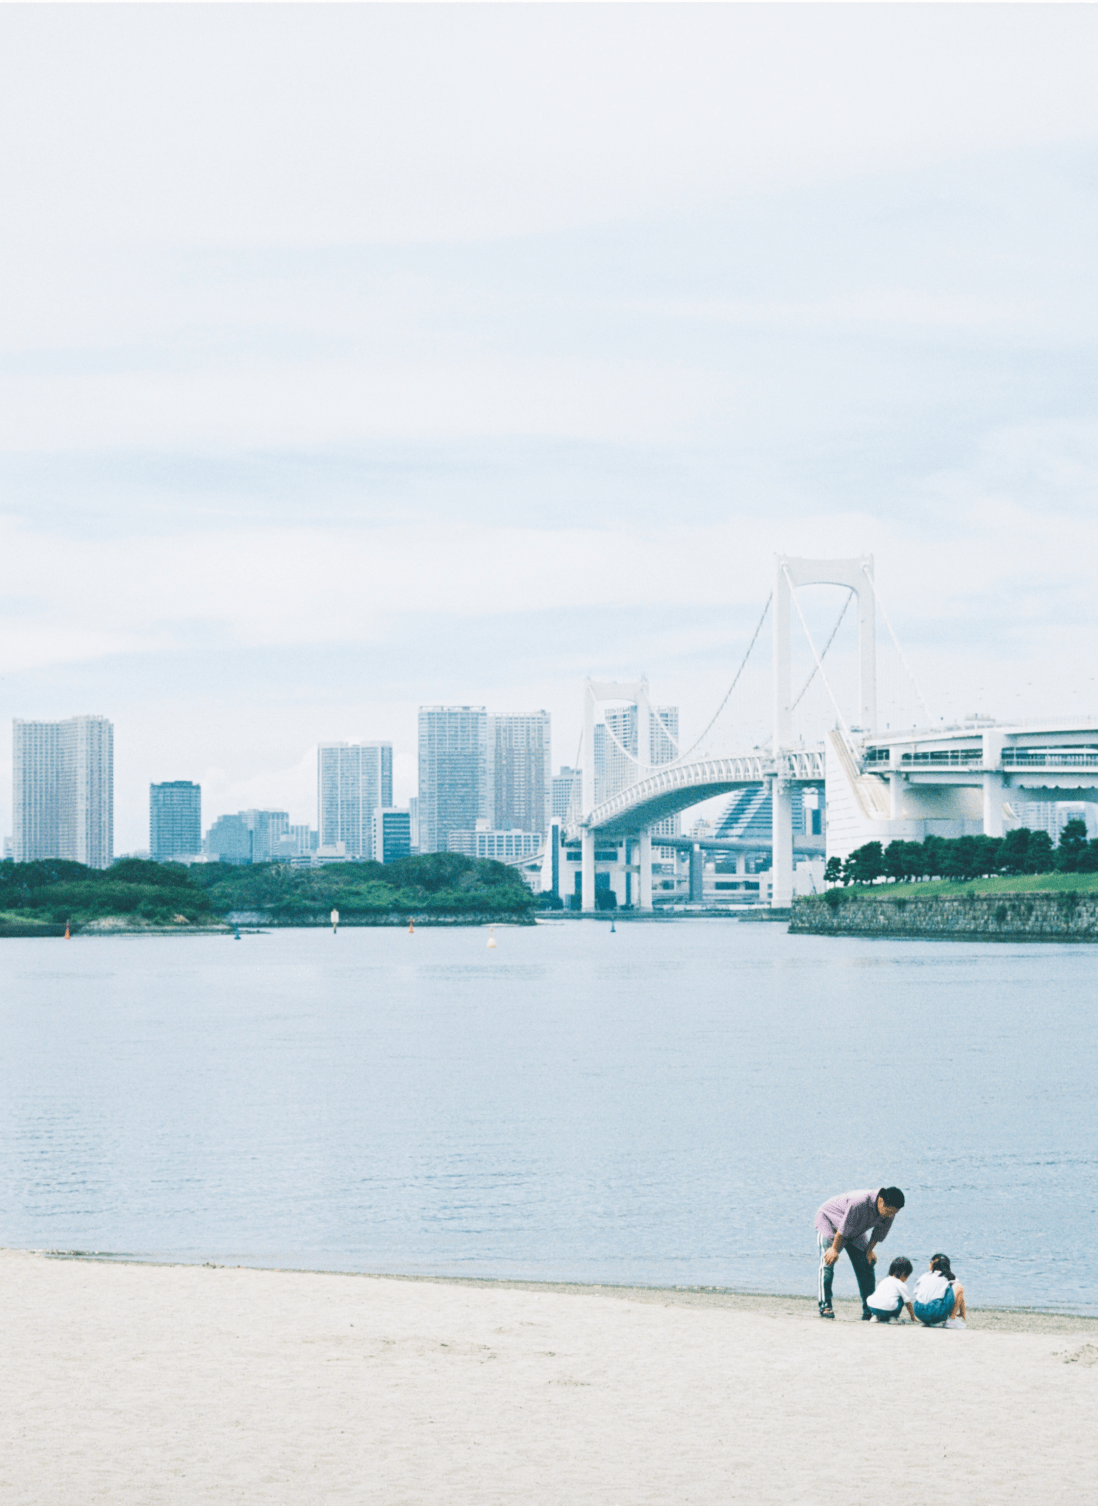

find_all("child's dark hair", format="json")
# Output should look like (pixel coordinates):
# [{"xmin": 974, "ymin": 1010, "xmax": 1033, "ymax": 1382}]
[
  {"xmin": 930, "ymin": 1253, "xmax": 956, "ymax": 1282},
  {"xmin": 889, "ymin": 1256, "xmax": 913, "ymax": 1280}
]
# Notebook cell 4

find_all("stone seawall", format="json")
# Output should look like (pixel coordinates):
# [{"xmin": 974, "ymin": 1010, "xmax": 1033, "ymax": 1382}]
[{"xmin": 790, "ymin": 890, "xmax": 1098, "ymax": 942}]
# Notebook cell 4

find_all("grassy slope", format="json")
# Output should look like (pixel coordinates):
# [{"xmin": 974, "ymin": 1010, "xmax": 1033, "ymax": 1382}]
[{"xmin": 840, "ymin": 872, "xmax": 1098, "ymax": 901}]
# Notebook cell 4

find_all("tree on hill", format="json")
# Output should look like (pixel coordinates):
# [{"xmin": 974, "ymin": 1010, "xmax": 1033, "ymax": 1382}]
[{"xmin": 1056, "ymin": 818, "xmax": 1089, "ymax": 872}]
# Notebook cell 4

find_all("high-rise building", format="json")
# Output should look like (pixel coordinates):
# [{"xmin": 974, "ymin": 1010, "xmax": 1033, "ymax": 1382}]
[
  {"xmin": 240, "ymin": 809, "xmax": 290, "ymax": 863},
  {"xmin": 202, "ymin": 809, "xmax": 289, "ymax": 864},
  {"xmin": 150, "ymin": 781, "xmax": 201, "ymax": 862},
  {"xmin": 317, "ymin": 743, "xmax": 393, "ymax": 861},
  {"xmin": 13, "ymin": 715, "xmax": 113, "ymax": 868},
  {"xmin": 417, "ymin": 706, "xmax": 487, "ymax": 854},
  {"xmin": 374, "ymin": 807, "xmax": 412, "ymax": 864},
  {"xmin": 552, "ymin": 766, "xmax": 582, "ymax": 823},
  {"xmin": 408, "ymin": 796, "xmax": 419, "ymax": 852},
  {"xmin": 488, "ymin": 712, "xmax": 551, "ymax": 839},
  {"xmin": 204, "ymin": 814, "xmax": 253, "ymax": 864},
  {"xmin": 596, "ymin": 704, "xmax": 680, "ymax": 840}
]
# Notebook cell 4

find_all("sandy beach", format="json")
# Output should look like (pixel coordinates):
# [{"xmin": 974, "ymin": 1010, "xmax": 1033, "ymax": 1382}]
[{"xmin": 2, "ymin": 1250, "xmax": 1096, "ymax": 1504}]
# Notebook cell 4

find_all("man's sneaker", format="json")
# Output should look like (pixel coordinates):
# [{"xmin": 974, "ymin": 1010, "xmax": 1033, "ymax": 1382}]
[
  {"xmin": 861, "ymin": 1310, "xmax": 874, "ymax": 1321},
  {"xmin": 944, "ymin": 1317, "xmax": 967, "ymax": 1329},
  {"xmin": 869, "ymin": 1315, "xmax": 880, "ymax": 1323},
  {"xmin": 819, "ymin": 1306, "xmax": 835, "ymax": 1320}
]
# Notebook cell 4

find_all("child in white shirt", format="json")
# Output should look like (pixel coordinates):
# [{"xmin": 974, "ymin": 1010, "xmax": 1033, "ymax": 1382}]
[
  {"xmin": 912, "ymin": 1253, "xmax": 967, "ymax": 1328},
  {"xmin": 867, "ymin": 1256, "xmax": 915, "ymax": 1322}
]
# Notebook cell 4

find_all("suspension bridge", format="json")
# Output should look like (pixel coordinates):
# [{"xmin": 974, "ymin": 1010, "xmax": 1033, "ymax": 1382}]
[{"xmin": 544, "ymin": 554, "xmax": 1098, "ymax": 911}]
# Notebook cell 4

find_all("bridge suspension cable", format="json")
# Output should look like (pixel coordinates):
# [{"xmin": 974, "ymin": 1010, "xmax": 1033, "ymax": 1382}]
[
  {"xmin": 673, "ymin": 593, "xmax": 773, "ymax": 763},
  {"xmin": 782, "ymin": 564, "xmax": 852, "ymax": 742},
  {"xmin": 790, "ymin": 590, "xmax": 854, "ymax": 713},
  {"xmin": 598, "ymin": 705, "xmax": 682, "ymax": 770},
  {"xmin": 860, "ymin": 564, "xmax": 933, "ymax": 724}
]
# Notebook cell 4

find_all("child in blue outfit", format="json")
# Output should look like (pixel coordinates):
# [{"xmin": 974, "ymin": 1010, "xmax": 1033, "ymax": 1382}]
[{"xmin": 912, "ymin": 1253, "xmax": 966, "ymax": 1328}]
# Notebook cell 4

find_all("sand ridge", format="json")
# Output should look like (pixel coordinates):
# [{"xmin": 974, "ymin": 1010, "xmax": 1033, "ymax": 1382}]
[{"xmin": 2, "ymin": 1249, "xmax": 1096, "ymax": 1503}]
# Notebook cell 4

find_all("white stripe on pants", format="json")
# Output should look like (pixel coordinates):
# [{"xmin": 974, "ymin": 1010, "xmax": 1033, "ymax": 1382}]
[{"xmin": 817, "ymin": 1231, "xmax": 831, "ymax": 1308}]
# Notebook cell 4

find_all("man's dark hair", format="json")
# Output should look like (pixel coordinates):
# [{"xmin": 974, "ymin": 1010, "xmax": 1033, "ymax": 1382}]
[
  {"xmin": 888, "ymin": 1256, "xmax": 913, "ymax": 1280},
  {"xmin": 879, "ymin": 1186, "xmax": 905, "ymax": 1210}
]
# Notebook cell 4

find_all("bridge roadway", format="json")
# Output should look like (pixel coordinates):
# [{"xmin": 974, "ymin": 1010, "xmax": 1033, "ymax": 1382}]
[{"xmin": 566, "ymin": 748, "xmax": 826, "ymax": 840}]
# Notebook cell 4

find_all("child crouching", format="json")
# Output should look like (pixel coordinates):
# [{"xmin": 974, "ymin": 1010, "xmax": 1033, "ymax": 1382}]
[
  {"xmin": 866, "ymin": 1257, "xmax": 915, "ymax": 1323},
  {"xmin": 912, "ymin": 1254, "xmax": 966, "ymax": 1328}
]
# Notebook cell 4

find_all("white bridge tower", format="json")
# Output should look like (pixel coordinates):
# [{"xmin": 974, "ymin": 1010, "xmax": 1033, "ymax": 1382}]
[{"xmin": 771, "ymin": 554, "xmax": 876, "ymax": 906}]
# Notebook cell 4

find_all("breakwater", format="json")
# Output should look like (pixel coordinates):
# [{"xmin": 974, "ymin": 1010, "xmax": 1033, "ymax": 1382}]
[{"xmin": 790, "ymin": 889, "xmax": 1098, "ymax": 941}]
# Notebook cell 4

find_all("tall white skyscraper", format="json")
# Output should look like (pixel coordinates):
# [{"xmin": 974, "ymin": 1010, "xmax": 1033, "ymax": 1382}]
[
  {"xmin": 597, "ymin": 704, "xmax": 679, "ymax": 840},
  {"xmin": 487, "ymin": 712, "xmax": 551, "ymax": 838},
  {"xmin": 598, "ymin": 705, "xmax": 678, "ymax": 800},
  {"xmin": 417, "ymin": 707, "xmax": 488, "ymax": 854},
  {"xmin": 317, "ymin": 743, "xmax": 393, "ymax": 860},
  {"xmin": 13, "ymin": 715, "xmax": 114, "ymax": 868}
]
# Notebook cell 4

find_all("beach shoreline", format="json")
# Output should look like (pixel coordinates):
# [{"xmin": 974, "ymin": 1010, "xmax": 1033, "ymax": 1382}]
[
  {"xmin": 4, "ymin": 1247, "xmax": 1096, "ymax": 1504},
  {"xmin": 28, "ymin": 1248, "xmax": 1098, "ymax": 1333}
]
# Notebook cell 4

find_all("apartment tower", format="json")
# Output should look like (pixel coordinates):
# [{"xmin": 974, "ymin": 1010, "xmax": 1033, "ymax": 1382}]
[
  {"xmin": 487, "ymin": 711, "xmax": 551, "ymax": 838},
  {"xmin": 13, "ymin": 715, "xmax": 114, "ymax": 868},
  {"xmin": 149, "ymin": 781, "xmax": 201, "ymax": 862},
  {"xmin": 317, "ymin": 742, "xmax": 393, "ymax": 860},
  {"xmin": 417, "ymin": 707, "xmax": 487, "ymax": 854}
]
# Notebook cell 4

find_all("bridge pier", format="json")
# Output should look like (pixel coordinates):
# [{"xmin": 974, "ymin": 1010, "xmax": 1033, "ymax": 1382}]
[
  {"xmin": 982, "ymin": 772, "xmax": 1005, "ymax": 838},
  {"xmin": 581, "ymin": 831, "xmax": 596, "ymax": 911},
  {"xmin": 771, "ymin": 775, "xmax": 793, "ymax": 908},
  {"xmin": 638, "ymin": 828, "xmax": 653, "ymax": 910}
]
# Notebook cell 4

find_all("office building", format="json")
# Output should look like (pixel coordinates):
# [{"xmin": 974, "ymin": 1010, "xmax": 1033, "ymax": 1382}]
[
  {"xmin": 597, "ymin": 704, "xmax": 680, "ymax": 842},
  {"xmin": 271, "ymin": 824, "xmax": 319, "ymax": 861},
  {"xmin": 417, "ymin": 706, "xmax": 488, "ymax": 853},
  {"xmin": 552, "ymin": 766, "xmax": 581, "ymax": 824},
  {"xmin": 592, "ymin": 724, "xmax": 607, "ymax": 805},
  {"xmin": 408, "ymin": 796, "xmax": 419, "ymax": 852},
  {"xmin": 241, "ymin": 809, "xmax": 289, "ymax": 863},
  {"xmin": 318, "ymin": 742, "xmax": 393, "ymax": 860},
  {"xmin": 1012, "ymin": 801, "xmax": 1098, "ymax": 841},
  {"xmin": 449, "ymin": 828, "xmax": 542, "ymax": 860},
  {"xmin": 374, "ymin": 807, "xmax": 412, "ymax": 863},
  {"xmin": 149, "ymin": 781, "xmax": 201, "ymax": 862},
  {"xmin": 202, "ymin": 809, "xmax": 289, "ymax": 865},
  {"xmin": 204, "ymin": 814, "xmax": 253, "ymax": 864},
  {"xmin": 487, "ymin": 712, "xmax": 551, "ymax": 839},
  {"xmin": 13, "ymin": 715, "xmax": 113, "ymax": 868}
]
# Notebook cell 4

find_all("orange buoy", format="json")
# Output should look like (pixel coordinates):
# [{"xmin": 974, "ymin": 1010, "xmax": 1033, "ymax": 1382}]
[
  {"xmin": 64, "ymin": 920, "xmax": 71, "ymax": 940},
  {"xmin": 409, "ymin": 919, "xmax": 415, "ymax": 934}
]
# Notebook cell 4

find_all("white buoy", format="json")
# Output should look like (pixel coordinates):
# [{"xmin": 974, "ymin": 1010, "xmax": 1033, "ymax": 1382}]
[
  {"xmin": 487, "ymin": 926, "xmax": 497, "ymax": 949},
  {"xmin": 331, "ymin": 908, "xmax": 339, "ymax": 935}
]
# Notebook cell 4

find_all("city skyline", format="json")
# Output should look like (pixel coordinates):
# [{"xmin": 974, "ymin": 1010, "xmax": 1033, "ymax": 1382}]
[{"xmin": 3, "ymin": 7, "xmax": 1098, "ymax": 852}]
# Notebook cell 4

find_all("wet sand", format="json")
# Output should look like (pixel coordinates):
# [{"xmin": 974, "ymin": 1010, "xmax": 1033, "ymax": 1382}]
[{"xmin": 3, "ymin": 1249, "xmax": 1096, "ymax": 1503}]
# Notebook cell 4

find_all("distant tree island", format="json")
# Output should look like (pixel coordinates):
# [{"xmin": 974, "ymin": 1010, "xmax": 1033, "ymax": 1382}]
[{"xmin": 0, "ymin": 852, "xmax": 537, "ymax": 935}]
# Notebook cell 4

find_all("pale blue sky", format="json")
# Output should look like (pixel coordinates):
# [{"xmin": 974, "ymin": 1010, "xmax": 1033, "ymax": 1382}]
[{"xmin": 1, "ymin": 4, "xmax": 1097, "ymax": 849}]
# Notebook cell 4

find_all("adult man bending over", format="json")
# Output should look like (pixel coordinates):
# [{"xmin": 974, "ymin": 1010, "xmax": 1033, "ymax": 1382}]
[{"xmin": 816, "ymin": 1186, "xmax": 905, "ymax": 1320}]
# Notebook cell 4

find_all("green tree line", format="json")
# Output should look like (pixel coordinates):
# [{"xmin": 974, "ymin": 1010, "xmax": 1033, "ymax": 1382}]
[
  {"xmin": 824, "ymin": 818, "xmax": 1095, "ymax": 887},
  {"xmin": 0, "ymin": 851, "xmax": 536, "ymax": 928}
]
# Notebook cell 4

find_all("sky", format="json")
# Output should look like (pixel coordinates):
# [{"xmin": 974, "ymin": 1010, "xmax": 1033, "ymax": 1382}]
[{"xmin": 2, "ymin": 2, "xmax": 1097, "ymax": 851}]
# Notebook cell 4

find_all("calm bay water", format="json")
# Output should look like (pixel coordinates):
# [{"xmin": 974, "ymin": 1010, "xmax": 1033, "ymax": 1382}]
[{"xmin": 1, "ymin": 920, "xmax": 1095, "ymax": 1312}]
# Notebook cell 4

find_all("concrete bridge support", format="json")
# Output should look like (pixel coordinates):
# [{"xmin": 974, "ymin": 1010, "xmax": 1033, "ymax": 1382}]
[
  {"xmin": 638, "ymin": 829, "xmax": 653, "ymax": 910},
  {"xmin": 582, "ymin": 831, "xmax": 595, "ymax": 912},
  {"xmin": 982, "ymin": 773, "xmax": 1005, "ymax": 838},
  {"xmin": 771, "ymin": 776, "xmax": 793, "ymax": 908}
]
